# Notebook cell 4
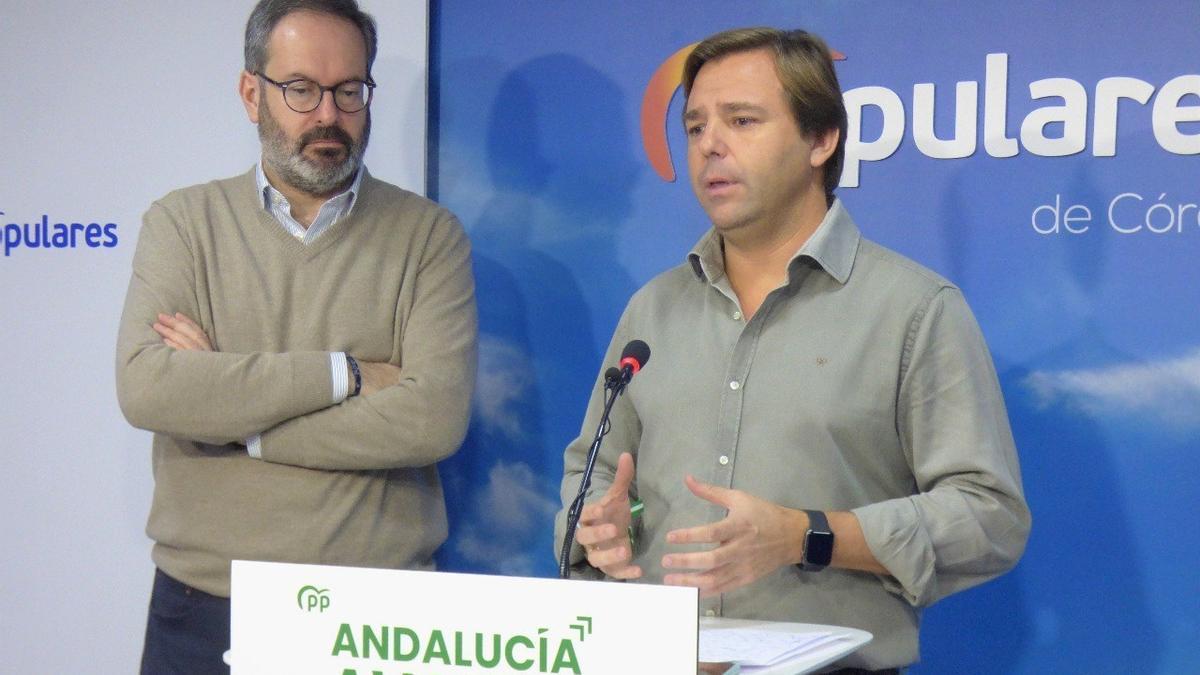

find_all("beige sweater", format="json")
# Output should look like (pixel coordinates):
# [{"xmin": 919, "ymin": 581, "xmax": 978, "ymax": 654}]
[{"xmin": 116, "ymin": 168, "xmax": 476, "ymax": 596}]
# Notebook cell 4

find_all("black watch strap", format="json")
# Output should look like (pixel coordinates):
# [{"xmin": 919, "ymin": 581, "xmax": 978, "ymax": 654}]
[
  {"xmin": 346, "ymin": 355, "xmax": 362, "ymax": 397},
  {"xmin": 797, "ymin": 509, "xmax": 834, "ymax": 572}
]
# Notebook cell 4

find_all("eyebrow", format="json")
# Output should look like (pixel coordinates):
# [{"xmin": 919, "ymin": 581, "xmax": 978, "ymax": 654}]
[
  {"xmin": 683, "ymin": 101, "xmax": 769, "ymax": 122},
  {"xmin": 279, "ymin": 71, "xmax": 368, "ymax": 83}
]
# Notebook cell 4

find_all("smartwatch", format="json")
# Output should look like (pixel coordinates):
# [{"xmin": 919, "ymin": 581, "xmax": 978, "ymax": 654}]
[{"xmin": 797, "ymin": 509, "xmax": 834, "ymax": 572}]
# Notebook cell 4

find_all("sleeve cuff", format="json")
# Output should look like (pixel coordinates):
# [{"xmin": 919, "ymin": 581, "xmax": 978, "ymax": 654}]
[
  {"xmin": 246, "ymin": 434, "xmax": 263, "ymax": 459},
  {"xmin": 330, "ymin": 352, "xmax": 349, "ymax": 403},
  {"xmin": 852, "ymin": 499, "xmax": 937, "ymax": 606}
]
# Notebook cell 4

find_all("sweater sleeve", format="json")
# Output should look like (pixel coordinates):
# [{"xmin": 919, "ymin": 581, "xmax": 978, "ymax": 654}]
[
  {"xmin": 115, "ymin": 201, "xmax": 335, "ymax": 445},
  {"xmin": 852, "ymin": 287, "xmax": 1031, "ymax": 607},
  {"xmin": 253, "ymin": 211, "xmax": 478, "ymax": 470}
]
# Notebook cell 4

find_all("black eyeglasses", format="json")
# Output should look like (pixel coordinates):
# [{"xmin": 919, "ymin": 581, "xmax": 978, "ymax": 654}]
[{"xmin": 255, "ymin": 72, "xmax": 376, "ymax": 113}]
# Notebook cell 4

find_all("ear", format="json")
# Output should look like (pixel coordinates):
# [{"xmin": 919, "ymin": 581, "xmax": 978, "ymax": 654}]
[
  {"xmin": 239, "ymin": 70, "xmax": 261, "ymax": 123},
  {"xmin": 808, "ymin": 126, "xmax": 840, "ymax": 169}
]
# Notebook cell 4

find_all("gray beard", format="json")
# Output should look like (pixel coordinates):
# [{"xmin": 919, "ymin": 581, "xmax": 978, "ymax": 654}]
[{"xmin": 258, "ymin": 101, "xmax": 370, "ymax": 196}]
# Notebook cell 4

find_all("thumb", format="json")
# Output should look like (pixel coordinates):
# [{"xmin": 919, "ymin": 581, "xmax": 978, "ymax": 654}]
[
  {"xmin": 607, "ymin": 452, "xmax": 636, "ymax": 498},
  {"xmin": 684, "ymin": 474, "xmax": 734, "ymax": 508}
]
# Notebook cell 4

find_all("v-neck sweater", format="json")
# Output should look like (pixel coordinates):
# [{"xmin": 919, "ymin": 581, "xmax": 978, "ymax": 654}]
[{"xmin": 116, "ymin": 168, "xmax": 477, "ymax": 596}]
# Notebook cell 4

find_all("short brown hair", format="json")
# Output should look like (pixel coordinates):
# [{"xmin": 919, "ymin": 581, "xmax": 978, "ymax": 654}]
[{"xmin": 682, "ymin": 27, "xmax": 847, "ymax": 204}]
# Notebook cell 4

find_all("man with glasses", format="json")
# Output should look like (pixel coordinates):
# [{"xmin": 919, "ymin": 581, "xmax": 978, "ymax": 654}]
[{"xmin": 115, "ymin": 1, "xmax": 476, "ymax": 672}]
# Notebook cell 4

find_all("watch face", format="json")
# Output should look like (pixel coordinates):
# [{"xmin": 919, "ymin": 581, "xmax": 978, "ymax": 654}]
[{"xmin": 806, "ymin": 531, "xmax": 835, "ymax": 566}]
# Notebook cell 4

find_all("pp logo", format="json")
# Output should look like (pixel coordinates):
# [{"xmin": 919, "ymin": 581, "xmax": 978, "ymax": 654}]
[{"xmin": 296, "ymin": 585, "xmax": 331, "ymax": 613}]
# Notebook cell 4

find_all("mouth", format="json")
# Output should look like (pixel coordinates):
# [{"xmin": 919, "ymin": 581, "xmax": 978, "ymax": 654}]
[
  {"xmin": 299, "ymin": 126, "xmax": 354, "ymax": 157},
  {"xmin": 304, "ymin": 140, "xmax": 350, "ymax": 161},
  {"xmin": 306, "ymin": 139, "xmax": 347, "ymax": 151},
  {"xmin": 703, "ymin": 176, "xmax": 738, "ymax": 196}
]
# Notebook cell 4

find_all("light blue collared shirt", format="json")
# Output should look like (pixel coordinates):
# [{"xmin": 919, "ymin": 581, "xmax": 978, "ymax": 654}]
[
  {"xmin": 246, "ymin": 162, "xmax": 366, "ymax": 458},
  {"xmin": 255, "ymin": 161, "xmax": 365, "ymax": 244}
]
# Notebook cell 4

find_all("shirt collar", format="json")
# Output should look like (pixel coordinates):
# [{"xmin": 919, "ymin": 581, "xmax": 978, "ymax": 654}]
[
  {"xmin": 687, "ymin": 197, "xmax": 860, "ymax": 286},
  {"xmin": 255, "ymin": 160, "xmax": 366, "ymax": 216}
]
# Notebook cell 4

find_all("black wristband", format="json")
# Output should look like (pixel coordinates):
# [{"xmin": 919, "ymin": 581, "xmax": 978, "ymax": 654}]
[
  {"xmin": 346, "ymin": 355, "xmax": 362, "ymax": 397},
  {"xmin": 797, "ymin": 509, "xmax": 834, "ymax": 572}
]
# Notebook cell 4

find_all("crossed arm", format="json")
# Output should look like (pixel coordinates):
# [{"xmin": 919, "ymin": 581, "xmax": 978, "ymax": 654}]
[
  {"xmin": 152, "ymin": 312, "xmax": 401, "ymax": 396},
  {"xmin": 115, "ymin": 200, "xmax": 477, "ymax": 471}
]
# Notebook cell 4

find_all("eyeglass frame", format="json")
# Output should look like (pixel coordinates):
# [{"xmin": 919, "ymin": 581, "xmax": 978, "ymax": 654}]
[{"xmin": 254, "ymin": 72, "xmax": 377, "ymax": 114}]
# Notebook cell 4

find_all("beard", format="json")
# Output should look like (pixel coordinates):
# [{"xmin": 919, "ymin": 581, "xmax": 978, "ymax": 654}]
[{"xmin": 258, "ymin": 100, "xmax": 370, "ymax": 197}]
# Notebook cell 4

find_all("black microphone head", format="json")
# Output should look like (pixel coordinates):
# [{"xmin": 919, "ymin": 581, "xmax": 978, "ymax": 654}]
[{"xmin": 618, "ymin": 339, "xmax": 651, "ymax": 374}]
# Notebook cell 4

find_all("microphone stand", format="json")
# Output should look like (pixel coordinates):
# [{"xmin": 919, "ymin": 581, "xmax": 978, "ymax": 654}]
[{"xmin": 558, "ymin": 368, "xmax": 629, "ymax": 579}]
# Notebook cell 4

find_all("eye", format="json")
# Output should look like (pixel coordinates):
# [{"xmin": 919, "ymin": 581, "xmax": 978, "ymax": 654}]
[
  {"xmin": 733, "ymin": 116, "xmax": 757, "ymax": 127},
  {"xmin": 686, "ymin": 123, "xmax": 704, "ymax": 137},
  {"xmin": 288, "ymin": 82, "xmax": 314, "ymax": 96}
]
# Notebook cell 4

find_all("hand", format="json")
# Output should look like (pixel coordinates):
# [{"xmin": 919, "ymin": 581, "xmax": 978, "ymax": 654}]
[
  {"xmin": 662, "ymin": 475, "xmax": 807, "ymax": 598},
  {"xmin": 575, "ymin": 452, "xmax": 642, "ymax": 579},
  {"xmin": 153, "ymin": 312, "xmax": 213, "ymax": 351},
  {"xmin": 355, "ymin": 360, "xmax": 402, "ymax": 396}
]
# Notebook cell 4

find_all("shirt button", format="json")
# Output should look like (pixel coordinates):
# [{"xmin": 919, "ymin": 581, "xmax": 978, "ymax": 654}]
[
  {"xmin": 718, "ymin": 455, "xmax": 729, "ymax": 466},
  {"xmin": 732, "ymin": 310, "xmax": 742, "ymax": 321},
  {"xmin": 705, "ymin": 609, "xmax": 716, "ymax": 617},
  {"xmin": 729, "ymin": 380, "xmax": 741, "ymax": 390}
]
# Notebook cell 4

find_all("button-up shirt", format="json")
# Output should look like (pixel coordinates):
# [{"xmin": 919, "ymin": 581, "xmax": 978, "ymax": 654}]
[{"xmin": 556, "ymin": 200, "xmax": 1030, "ymax": 669}]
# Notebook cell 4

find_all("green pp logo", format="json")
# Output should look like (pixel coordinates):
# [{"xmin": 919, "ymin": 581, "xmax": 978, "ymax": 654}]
[{"xmin": 297, "ymin": 585, "xmax": 331, "ymax": 613}]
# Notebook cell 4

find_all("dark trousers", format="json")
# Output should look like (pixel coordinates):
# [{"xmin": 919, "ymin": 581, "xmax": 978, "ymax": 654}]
[{"xmin": 140, "ymin": 568, "xmax": 230, "ymax": 675}]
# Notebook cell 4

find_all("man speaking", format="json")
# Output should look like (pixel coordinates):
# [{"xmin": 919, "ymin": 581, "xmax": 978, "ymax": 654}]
[
  {"xmin": 556, "ymin": 27, "xmax": 1029, "ymax": 671},
  {"xmin": 115, "ymin": 1, "xmax": 476, "ymax": 671}
]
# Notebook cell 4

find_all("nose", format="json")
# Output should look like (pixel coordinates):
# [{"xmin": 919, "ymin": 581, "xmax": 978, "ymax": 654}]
[
  {"xmin": 310, "ymin": 90, "xmax": 341, "ymax": 125},
  {"xmin": 695, "ymin": 124, "xmax": 728, "ymax": 158}
]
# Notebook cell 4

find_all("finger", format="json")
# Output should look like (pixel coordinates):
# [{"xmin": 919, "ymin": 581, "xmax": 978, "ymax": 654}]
[
  {"xmin": 156, "ymin": 324, "xmax": 205, "ymax": 351},
  {"xmin": 157, "ymin": 317, "xmax": 196, "ymax": 343},
  {"xmin": 604, "ymin": 563, "xmax": 643, "ymax": 580},
  {"xmin": 606, "ymin": 452, "xmax": 636, "ymax": 498},
  {"xmin": 579, "ymin": 501, "xmax": 607, "ymax": 524},
  {"xmin": 684, "ymin": 474, "xmax": 735, "ymax": 509},
  {"xmin": 580, "ymin": 498, "xmax": 626, "ymax": 527},
  {"xmin": 587, "ymin": 542, "xmax": 632, "ymax": 569},
  {"xmin": 158, "ymin": 313, "xmax": 209, "ymax": 347},
  {"xmin": 666, "ymin": 519, "xmax": 731, "ymax": 545},
  {"xmin": 154, "ymin": 323, "xmax": 194, "ymax": 349},
  {"xmin": 575, "ymin": 523, "xmax": 621, "ymax": 547},
  {"xmin": 171, "ymin": 313, "xmax": 213, "ymax": 349},
  {"xmin": 661, "ymin": 547, "xmax": 724, "ymax": 571},
  {"xmin": 662, "ymin": 569, "xmax": 717, "ymax": 592},
  {"xmin": 663, "ymin": 564, "xmax": 739, "ymax": 597},
  {"xmin": 173, "ymin": 312, "xmax": 203, "ymax": 331}
]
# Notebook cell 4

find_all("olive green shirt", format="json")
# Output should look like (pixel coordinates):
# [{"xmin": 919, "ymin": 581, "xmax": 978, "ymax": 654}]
[{"xmin": 557, "ymin": 200, "xmax": 1030, "ymax": 669}]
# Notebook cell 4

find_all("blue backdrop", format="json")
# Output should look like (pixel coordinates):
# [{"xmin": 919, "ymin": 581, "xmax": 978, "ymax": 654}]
[{"xmin": 431, "ymin": 2, "xmax": 1199, "ymax": 671}]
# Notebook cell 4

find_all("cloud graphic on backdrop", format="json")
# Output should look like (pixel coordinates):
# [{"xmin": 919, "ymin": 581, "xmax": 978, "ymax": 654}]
[
  {"xmin": 454, "ymin": 461, "xmax": 562, "ymax": 576},
  {"xmin": 1023, "ymin": 348, "xmax": 1200, "ymax": 429},
  {"xmin": 474, "ymin": 336, "xmax": 535, "ymax": 443}
]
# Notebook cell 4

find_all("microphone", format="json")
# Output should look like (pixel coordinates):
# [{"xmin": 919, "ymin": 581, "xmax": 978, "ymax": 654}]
[
  {"xmin": 560, "ymin": 340, "xmax": 651, "ymax": 579},
  {"xmin": 615, "ymin": 339, "xmax": 650, "ymax": 385},
  {"xmin": 602, "ymin": 340, "xmax": 651, "ymax": 390}
]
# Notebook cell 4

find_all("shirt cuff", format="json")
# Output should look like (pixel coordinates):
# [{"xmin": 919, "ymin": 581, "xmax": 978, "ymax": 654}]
[
  {"xmin": 246, "ymin": 434, "xmax": 263, "ymax": 459},
  {"xmin": 330, "ymin": 351, "xmax": 349, "ymax": 403}
]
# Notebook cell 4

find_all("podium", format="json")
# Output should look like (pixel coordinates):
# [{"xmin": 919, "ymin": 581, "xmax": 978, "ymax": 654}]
[{"xmin": 228, "ymin": 561, "xmax": 869, "ymax": 674}]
